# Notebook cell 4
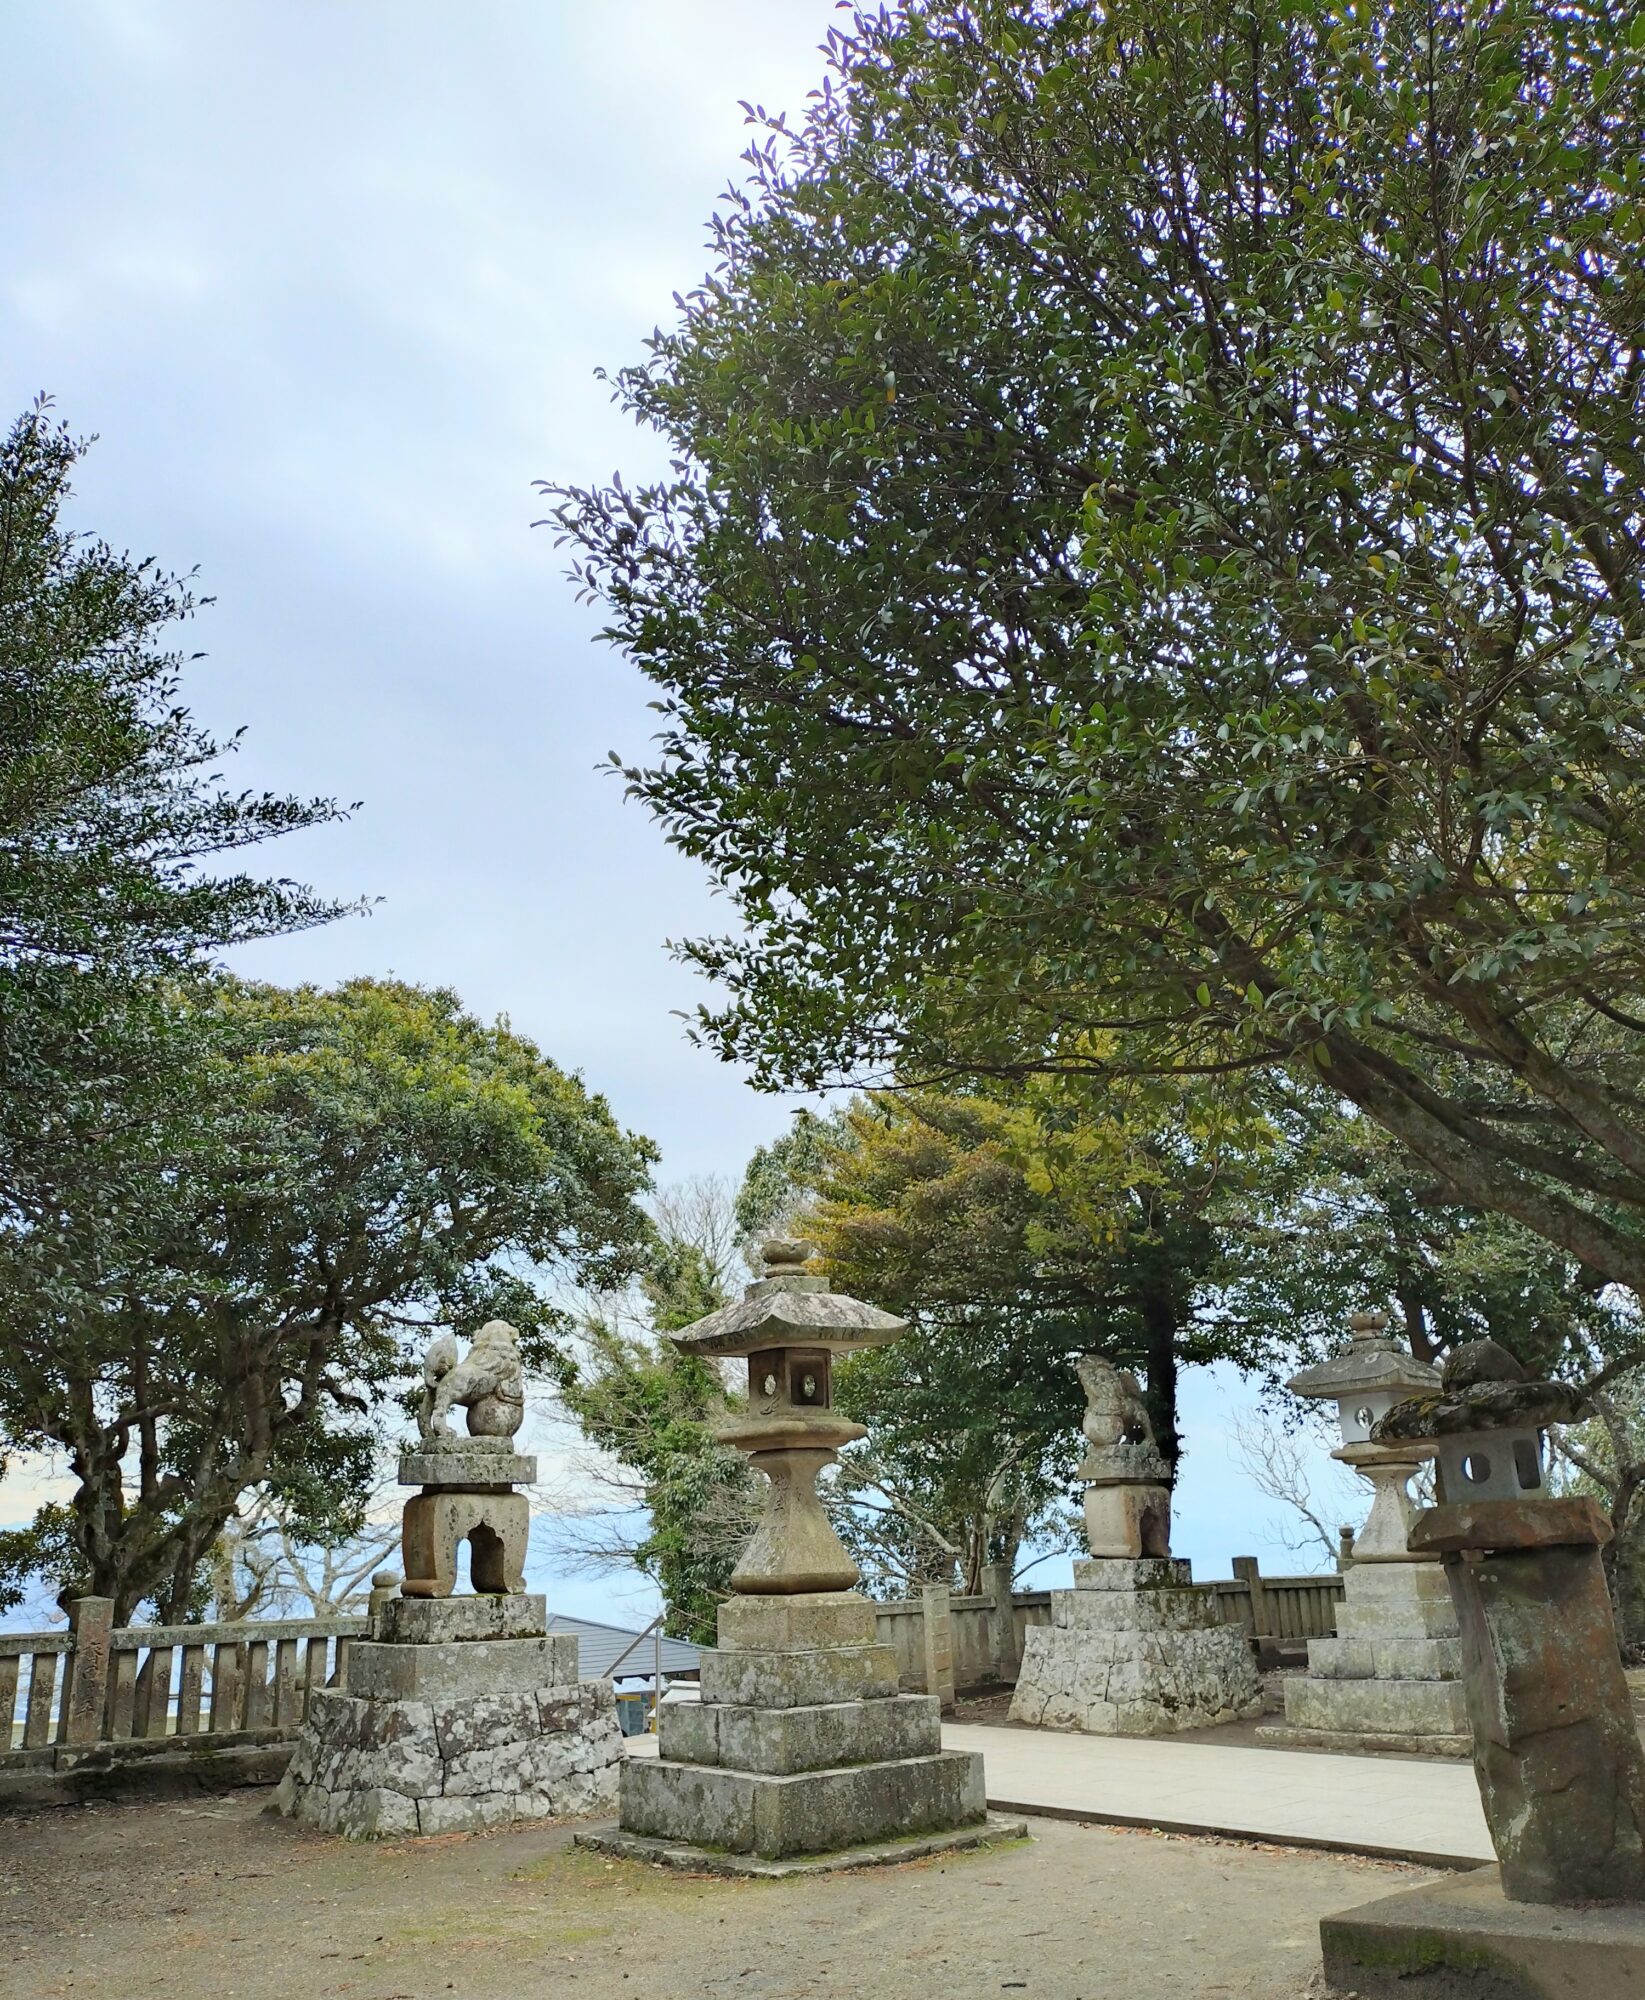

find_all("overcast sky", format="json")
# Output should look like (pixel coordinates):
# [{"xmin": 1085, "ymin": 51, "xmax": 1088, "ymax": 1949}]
[{"xmin": 0, "ymin": 2, "xmax": 1350, "ymax": 1624}]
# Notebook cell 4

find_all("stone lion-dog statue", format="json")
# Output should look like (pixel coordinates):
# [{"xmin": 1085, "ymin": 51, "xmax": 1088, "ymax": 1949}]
[{"xmin": 419, "ymin": 1319, "xmax": 527, "ymax": 1442}]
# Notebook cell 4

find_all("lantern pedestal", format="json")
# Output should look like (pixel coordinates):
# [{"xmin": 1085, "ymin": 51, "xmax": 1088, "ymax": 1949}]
[
  {"xmin": 1264, "ymin": 1317, "xmax": 1467, "ymax": 1757},
  {"xmin": 588, "ymin": 1586, "xmax": 1021, "ymax": 1873},
  {"xmin": 1258, "ymin": 1448, "xmax": 1469, "ymax": 1758},
  {"xmin": 1413, "ymin": 1496, "xmax": 1645, "ymax": 1905}
]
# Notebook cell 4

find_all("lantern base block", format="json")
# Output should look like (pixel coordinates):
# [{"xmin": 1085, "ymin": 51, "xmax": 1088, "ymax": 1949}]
[
  {"xmin": 1320, "ymin": 1863, "xmax": 1645, "ymax": 2000},
  {"xmin": 1259, "ymin": 1560, "xmax": 1467, "ymax": 1758},
  {"xmin": 612, "ymin": 1744, "xmax": 989, "ymax": 1861}
]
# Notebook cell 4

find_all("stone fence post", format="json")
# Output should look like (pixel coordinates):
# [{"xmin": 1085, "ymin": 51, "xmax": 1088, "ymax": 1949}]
[
  {"xmin": 982, "ymin": 1560, "xmax": 1018, "ymax": 1685},
  {"xmin": 921, "ymin": 1582, "xmax": 956, "ymax": 1713},
  {"xmin": 62, "ymin": 1596, "xmax": 114, "ymax": 1746},
  {"xmin": 366, "ymin": 1570, "xmax": 401, "ymax": 1635},
  {"xmin": 1231, "ymin": 1556, "xmax": 1269, "ymax": 1642}
]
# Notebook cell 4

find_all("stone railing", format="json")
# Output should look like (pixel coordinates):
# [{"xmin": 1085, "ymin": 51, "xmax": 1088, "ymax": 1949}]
[
  {"xmin": 874, "ymin": 1556, "xmax": 1345, "ymax": 1695},
  {"xmin": 1, "ymin": 1597, "xmax": 366, "ymax": 1776}
]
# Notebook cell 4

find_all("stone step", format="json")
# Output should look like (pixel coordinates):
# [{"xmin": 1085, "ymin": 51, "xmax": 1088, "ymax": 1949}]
[
  {"xmin": 658, "ymin": 1692, "xmax": 941, "ymax": 1776},
  {"xmin": 697, "ymin": 1642, "xmax": 900, "ymax": 1710},
  {"xmin": 617, "ymin": 1747, "xmax": 985, "ymax": 1860},
  {"xmin": 1307, "ymin": 1635, "xmax": 1461, "ymax": 1682},
  {"xmin": 1285, "ymin": 1673, "xmax": 1469, "ymax": 1737}
]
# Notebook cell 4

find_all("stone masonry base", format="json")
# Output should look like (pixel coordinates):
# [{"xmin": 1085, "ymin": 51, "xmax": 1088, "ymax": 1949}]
[
  {"xmin": 1008, "ymin": 1558, "xmax": 1262, "ymax": 1736},
  {"xmin": 271, "ymin": 1678, "xmax": 622, "ymax": 1838}
]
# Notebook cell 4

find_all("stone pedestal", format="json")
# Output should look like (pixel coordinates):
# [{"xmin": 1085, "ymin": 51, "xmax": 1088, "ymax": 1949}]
[
  {"xmin": 273, "ymin": 1592, "xmax": 622, "ymax": 1838},
  {"xmin": 581, "ymin": 1591, "xmax": 1020, "ymax": 1872},
  {"xmin": 399, "ymin": 1442, "xmax": 534, "ymax": 1599},
  {"xmin": 1259, "ymin": 1447, "xmax": 1468, "ymax": 1757},
  {"xmin": 1322, "ymin": 1864, "xmax": 1645, "ymax": 2000},
  {"xmin": 1414, "ymin": 1496, "xmax": 1645, "ymax": 1905},
  {"xmin": 1008, "ymin": 1558, "xmax": 1262, "ymax": 1736}
]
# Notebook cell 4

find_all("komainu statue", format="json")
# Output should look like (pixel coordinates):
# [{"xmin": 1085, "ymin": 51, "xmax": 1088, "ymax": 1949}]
[
  {"xmin": 418, "ymin": 1319, "xmax": 526, "ymax": 1442},
  {"xmin": 1076, "ymin": 1354, "xmax": 1157, "ymax": 1452}
]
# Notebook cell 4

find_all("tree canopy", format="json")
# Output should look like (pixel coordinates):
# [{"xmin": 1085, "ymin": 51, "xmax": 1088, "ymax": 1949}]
[
  {"xmin": 0, "ymin": 976, "xmax": 657, "ymax": 1621},
  {"xmin": 0, "ymin": 402, "xmax": 350, "ymax": 1233},
  {"xmin": 551, "ymin": 0, "xmax": 1645, "ymax": 1302}
]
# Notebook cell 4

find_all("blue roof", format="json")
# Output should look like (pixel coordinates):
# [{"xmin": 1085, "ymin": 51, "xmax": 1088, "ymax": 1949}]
[{"xmin": 546, "ymin": 1611, "xmax": 701, "ymax": 1681}]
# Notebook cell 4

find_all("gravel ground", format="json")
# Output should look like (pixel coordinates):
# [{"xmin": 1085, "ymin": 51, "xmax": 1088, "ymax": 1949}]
[{"xmin": 0, "ymin": 1787, "xmax": 1428, "ymax": 2000}]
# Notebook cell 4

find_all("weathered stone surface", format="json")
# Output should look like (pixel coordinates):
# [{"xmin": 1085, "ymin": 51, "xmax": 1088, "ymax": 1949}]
[
  {"xmin": 1411, "ymin": 1494, "xmax": 1615, "ymax": 1557},
  {"xmin": 345, "ymin": 1633, "xmax": 576, "ymax": 1701},
  {"xmin": 1081, "ymin": 1481, "xmax": 1172, "ymax": 1561},
  {"xmin": 1077, "ymin": 1440, "xmax": 1172, "ymax": 1486},
  {"xmin": 697, "ymin": 1642, "xmax": 899, "ymax": 1710},
  {"xmin": 1259, "ymin": 1724, "xmax": 1471, "ymax": 1759},
  {"xmin": 1442, "ymin": 1528, "xmax": 1645, "ymax": 1904},
  {"xmin": 730, "ymin": 1445, "xmax": 861, "ymax": 1596},
  {"xmin": 1321, "ymin": 1863, "xmax": 1645, "ymax": 2000},
  {"xmin": 576, "ymin": 1812, "xmax": 1028, "ymax": 1879},
  {"xmin": 1072, "ymin": 1557, "xmax": 1191, "ymax": 1591},
  {"xmin": 397, "ymin": 1450, "xmax": 537, "ymax": 1488},
  {"xmin": 1306, "ymin": 1634, "xmax": 1461, "ymax": 1681},
  {"xmin": 658, "ymin": 1693, "xmax": 942, "ymax": 1776},
  {"xmin": 273, "ymin": 1677, "xmax": 621, "ymax": 1840},
  {"xmin": 400, "ymin": 1486, "xmax": 529, "ymax": 1598},
  {"xmin": 717, "ymin": 1591, "xmax": 877, "ymax": 1652},
  {"xmin": 1009, "ymin": 1600, "xmax": 1261, "ymax": 1737},
  {"xmin": 1334, "ymin": 1560, "xmax": 1458, "ymax": 1640},
  {"xmin": 377, "ymin": 1592, "xmax": 547, "ymax": 1645},
  {"xmin": 619, "ymin": 1747, "xmax": 985, "ymax": 1860},
  {"xmin": 1055, "ymin": 1584, "xmax": 1224, "ymax": 1635},
  {"xmin": 1284, "ymin": 1673, "xmax": 1469, "ymax": 1738}
]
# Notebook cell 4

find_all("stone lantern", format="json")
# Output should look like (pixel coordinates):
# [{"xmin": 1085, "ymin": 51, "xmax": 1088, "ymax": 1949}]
[
  {"xmin": 1258, "ymin": 1310, "xmax": 1469, "ymax": 1758},
  {"xmin": 580, "ymin": 1240, "xmax": 1019, "ymax": 1873},
  {"xmin": 1285, "ymin": 1310, "xmax": 1444, "ymax": 1563},
  {"xmin": 678, "ymin": 1236, "xmax": 903, "ymax": 1596},
  {"xmin": 1322, "ymin": 1341, "xmax": 1645, "ymax": 1992}
]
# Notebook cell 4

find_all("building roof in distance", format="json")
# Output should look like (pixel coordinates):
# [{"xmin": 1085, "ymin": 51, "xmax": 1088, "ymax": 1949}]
[{"xmin": 546, "ymin": 1611, "xmax": 702, "ymax": 1681}]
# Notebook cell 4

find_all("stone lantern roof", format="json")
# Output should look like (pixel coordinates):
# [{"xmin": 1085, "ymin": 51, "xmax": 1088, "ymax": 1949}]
[
  {"xmin": 668, "ymin": 1239, "xmax": 907, "ymax": 1357},
  {"xmin": 1286, "ymin": 1310, "xmax": 1440, "ymax": 1403}
]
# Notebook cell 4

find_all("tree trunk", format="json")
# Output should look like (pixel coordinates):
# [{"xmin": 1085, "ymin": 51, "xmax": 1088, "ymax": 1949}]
[
  {"xmin": 1139, "ymin": 1286, "xmax": 1182, "ymax": 1473},
  {"xmin": 1604, "ymin": 1465, "xmax": 1645, "ymax": 1660}
]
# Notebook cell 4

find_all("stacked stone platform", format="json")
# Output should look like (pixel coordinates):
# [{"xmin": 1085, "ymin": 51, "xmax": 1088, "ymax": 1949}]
[
  {"xmin": 1259, "ymin": 1561, "xmax": 1469, "ymax": 1757},
  {"xmin": 581, "ymin": 1591, "xmax": 1019, "ymax": 1871},
  {"xmin": 273, "ymin": 1592, "xmax": 622, "ymax": 1838},
  {"xmin": 1008, "ymin": 1558, "xmax": 1262, "ymax": 1737}
]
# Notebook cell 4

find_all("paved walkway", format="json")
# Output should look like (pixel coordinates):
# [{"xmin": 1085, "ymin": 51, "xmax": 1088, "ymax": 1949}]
[{"xmin": 627, "ymin": 1720, "xmax": 1493, "ymax": 1868}]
